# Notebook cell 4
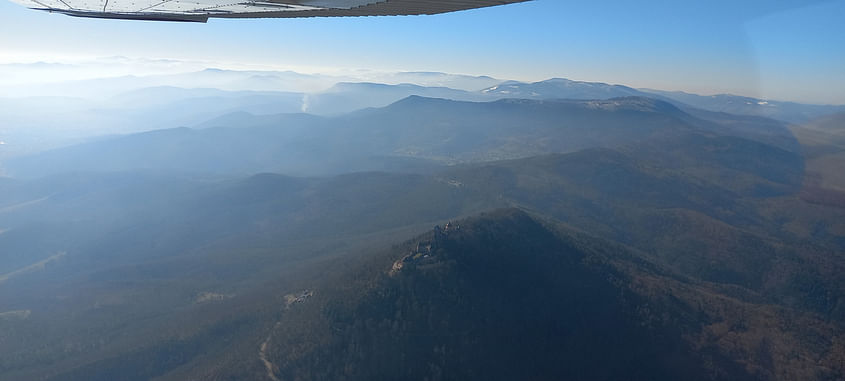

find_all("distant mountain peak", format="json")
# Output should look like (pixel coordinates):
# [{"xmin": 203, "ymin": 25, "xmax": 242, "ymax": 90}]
[
  {"xmin": 481, "ymin": 78, "xmax": 645, "ymax": 100},
  {"xmin": 384, "ymin": 95, "xmax": 470, "ymax": 108},
  {"xmin": 322, "ymin": 82, "xmax": 437, "ymax": 95},
  {"xmin": 584, "ymin": 96, "xmax": 682, "ymax": 113},
  {"xmin": 491, "ymin": 96, "xmax": 683, "ymax": 114},
  {"xmin": 390, "ymin": 208, "xmax": 557, "ymax": 276},
  {"xmin": 640, "ymin": 88, "xmax": 845, "ymax": 123}
]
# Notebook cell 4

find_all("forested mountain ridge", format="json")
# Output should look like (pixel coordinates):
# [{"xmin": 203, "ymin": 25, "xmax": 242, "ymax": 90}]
[
  {"xmin": 254, "ymin": 209, "xmax": 748, "ymax": 381},
  {"xmin": 5, "ymin": 95, "xmax": 798, "ymax": 178},
  {"xmin": 249, "ymin": 209, "xmax": 843, "ymax": 381},
  {"xmin": 1, "ymin": 88, "xmax": 844, "ymax": 380}
]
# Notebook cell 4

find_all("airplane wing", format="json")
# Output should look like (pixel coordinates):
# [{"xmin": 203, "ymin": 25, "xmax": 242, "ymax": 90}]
[{"xmin": 8, "ymin": 0, "xmax": 530, "ymax": 22}]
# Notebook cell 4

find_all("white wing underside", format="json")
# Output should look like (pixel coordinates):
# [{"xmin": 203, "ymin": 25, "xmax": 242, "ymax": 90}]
[{"xmin": 9, "ymin": 0, "xmax": 529, "ymax": 21}]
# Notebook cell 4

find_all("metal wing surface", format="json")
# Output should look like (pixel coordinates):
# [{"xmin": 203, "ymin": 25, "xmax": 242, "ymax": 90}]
[{"xmin": 9, "ymin": 0, "xmax": 530, "ymax": 22}]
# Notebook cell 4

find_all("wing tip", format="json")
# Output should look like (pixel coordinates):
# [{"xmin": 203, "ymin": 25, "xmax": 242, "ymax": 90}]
[
  {"xmin": 25, "ymin": 0, "xmax": 531, "ymax": 21},
  {"xmin": 55, "ymin": 9, "xmax": 209, "ymax": 22}
]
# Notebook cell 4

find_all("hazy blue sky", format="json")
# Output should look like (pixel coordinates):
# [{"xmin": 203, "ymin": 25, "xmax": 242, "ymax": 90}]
[{"xmin": 0, "ymin": 0, "xmax": 843, "ymax": 104}]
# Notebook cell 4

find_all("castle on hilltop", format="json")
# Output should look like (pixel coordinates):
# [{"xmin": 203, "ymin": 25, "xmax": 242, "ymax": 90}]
[{"xmin": 390, "ymin": 221, "xmax": 461, "ymax": 275}]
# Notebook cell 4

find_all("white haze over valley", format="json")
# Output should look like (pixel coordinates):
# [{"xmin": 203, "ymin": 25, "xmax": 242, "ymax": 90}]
[{"xmin": 0, "ymin": 56, "xmax": 504, "ymax": 163}]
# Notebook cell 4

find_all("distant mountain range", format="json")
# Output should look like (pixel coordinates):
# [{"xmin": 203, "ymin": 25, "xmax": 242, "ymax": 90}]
[
  {"xmin": 482, "ymin": 78, "xmax": 644, "ymax": 99},
  {"xmin": 4, "ymin": 95, "xmax": 799, "ymax": 178},
  {"xmin": 301, "ymin": 82, "xmax": 487, "ymax": 115},
  {"xmin": 641, "ymin": 88, "xmax": 845, "ymax": 124},
  {"xmin": 482, "ymin": 78, "xmax": 845, "ymax": 123},
  {"xmin": 2, "ymin": 68, "xmax": 843, "ymax": 161}
]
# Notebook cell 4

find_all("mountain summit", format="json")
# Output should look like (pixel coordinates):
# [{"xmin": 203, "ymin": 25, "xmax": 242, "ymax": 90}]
[{"xmin": 257, "ymin": 209, "xmax": 761, "ymax": 381}]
